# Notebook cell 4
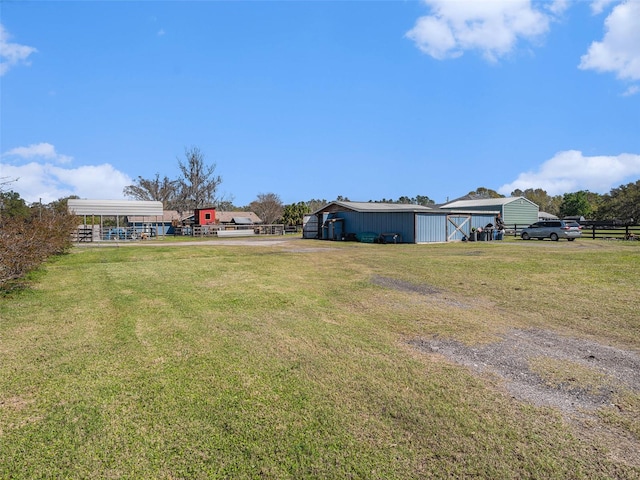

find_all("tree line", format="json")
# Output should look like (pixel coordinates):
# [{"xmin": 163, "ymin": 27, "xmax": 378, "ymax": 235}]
[{"xmin": 123, "ymin": 145, "xmax": 639, "ymax": 226}]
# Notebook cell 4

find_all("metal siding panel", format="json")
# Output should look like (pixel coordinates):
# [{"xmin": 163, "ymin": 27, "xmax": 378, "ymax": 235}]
[
  {"xmin": 503, "ymin": 199, "xmax": 538, "ymax": 226},
  {"xmin": 337, "ymin": 212, "xmax": 415, "ymax": 242},
  {"xmin": 416, "ymin": 214, "xmax": 447, "ymax": 242},
  {"xmin": 328, "ymin": 211, "xmax": 501, "ymax": 243},
  {"xmin": 471, "ymin": 213, "xmax": 498, "ymax": 230},
  {"xmin": 444, "ymin": 197, "xmax": 537, "ymax": 227}
]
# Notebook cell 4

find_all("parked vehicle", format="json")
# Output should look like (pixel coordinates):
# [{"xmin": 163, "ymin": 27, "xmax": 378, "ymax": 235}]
[{"xmin": 520, "ymin": 220, "xmax": 581, "ymax": 241}]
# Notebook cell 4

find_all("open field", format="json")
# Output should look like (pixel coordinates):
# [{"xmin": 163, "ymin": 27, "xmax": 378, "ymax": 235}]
[{"xmin": 1, "ymin": 237, "xmax": 639, "ymax": 478}]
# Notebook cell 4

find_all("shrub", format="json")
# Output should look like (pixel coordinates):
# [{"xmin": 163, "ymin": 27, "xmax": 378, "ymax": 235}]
[{"xmin": 0, "ymin": 198, "xmax": 78, "ymax": 288}]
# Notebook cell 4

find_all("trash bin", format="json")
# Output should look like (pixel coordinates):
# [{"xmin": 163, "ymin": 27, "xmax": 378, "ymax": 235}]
[{"xmin": 495, "ymin": 230, "xmax": 503, "ymax": 240}]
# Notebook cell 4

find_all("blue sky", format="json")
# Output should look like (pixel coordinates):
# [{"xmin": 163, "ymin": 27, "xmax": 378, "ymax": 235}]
[{"xmin": 1, "ymin": 0, "xmax": 639, "ymax": 206}]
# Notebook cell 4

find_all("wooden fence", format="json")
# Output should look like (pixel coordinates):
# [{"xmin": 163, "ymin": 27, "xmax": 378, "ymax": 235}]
[
  {"xmin": 577, "ymin": 223, "xmax": 640, "ymax": 240},
  {"xmin": 507, "ymin": 223, "xmax": 640, "ymax": 241},
  {"xmin": 190, "ymin": 224, "xmax": 285, "ymax": 237}
]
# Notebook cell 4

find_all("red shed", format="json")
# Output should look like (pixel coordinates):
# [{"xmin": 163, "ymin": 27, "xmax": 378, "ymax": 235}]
[{"xmin": 194, "ymin": 208, "xmax": 216, "ymax": 226}]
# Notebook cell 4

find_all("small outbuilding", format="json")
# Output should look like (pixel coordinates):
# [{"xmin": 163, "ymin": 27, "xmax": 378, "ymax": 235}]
[
  {"xmin": 309, "ymin": 201, "xmax": 497, "ymax": 243},
  {"xmin": 194, "ymin": 208, "xmax": 217, "ymax": 226},
  {"xmin": 440, "ymin": 196, "xmax": 538, "ymax": 228}
]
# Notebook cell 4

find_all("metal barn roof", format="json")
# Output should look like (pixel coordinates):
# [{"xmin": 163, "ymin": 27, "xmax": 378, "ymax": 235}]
[
  {"xmin": 68, "ymin": 199, "xmax": 164, "ymax": 216},
  {"xmin": 441, "ymin": 196, "xmax": 538, "ymax": 209},
  {"xmin": 314, "ymin": 201, "xmax": 435, "ymax": 214}
]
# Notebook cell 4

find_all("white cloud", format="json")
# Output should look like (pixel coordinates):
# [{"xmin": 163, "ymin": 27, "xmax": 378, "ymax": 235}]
[
  {"xmin": 546, "ymin": 0, "xmax": 572, "ymax": 16},
  {"xmin": 590, "ymin": 0, "xmax": 619, "ymax": 15},
  {"xmin": 499, "ymin": 150, "xmax": 640, "ymax": 195},
  {"xmin": 0, "ymin": 162, "xmax": 132, "ymax": 204},
  {"xmin": 406, "ymin": 0, "xmax": 552, "ymax": 62},
  {"xmin": 1, "ymin": 143, "xmax": 131, "ymax": 203},
  {"xmin": 3, "ymin": 142, "xmax": 73, "ymax": 164},
  {"xmin": 622, "ymin": 84, "xmax": 639, "ymax": 95},
  {"xmin": 579, "ymin": 0, "xmax": 640, "ymax": 81},
  {"xmin": 0, "ymin": 23, "xmax": 37, "ymax": 76}
]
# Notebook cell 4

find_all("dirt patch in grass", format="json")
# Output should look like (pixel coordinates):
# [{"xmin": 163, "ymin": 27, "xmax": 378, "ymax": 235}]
[
  {"xmin": 371, "ymin": 275, "xmax": 441, "ymax": 296},
  {"xmin": 371, "ymin": 275, "xmax": 472, "ymax": 309},
  {"xmin": 409, "ymin": 329, "xmax": 640, "ymax": 467}
]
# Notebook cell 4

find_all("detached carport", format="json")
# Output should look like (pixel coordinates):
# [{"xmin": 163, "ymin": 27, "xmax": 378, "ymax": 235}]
[{"xmin": 68, "ymin": 199, "xmax": 164, "ymax": 242}]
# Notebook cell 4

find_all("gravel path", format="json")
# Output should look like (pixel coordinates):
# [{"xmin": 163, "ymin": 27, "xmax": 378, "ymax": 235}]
[{"xmin": 409, "ymin": 329, "xmax": 640, "ymax": 414}]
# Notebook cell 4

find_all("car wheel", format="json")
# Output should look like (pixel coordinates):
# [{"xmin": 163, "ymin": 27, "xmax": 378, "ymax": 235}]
[
  {"xmin": 550, "ymin": 233, "xmax": 559, "ymax": 241},
  {"xmin": 521, "ymin": 232, "xmax": 530, "ymax": 240}
]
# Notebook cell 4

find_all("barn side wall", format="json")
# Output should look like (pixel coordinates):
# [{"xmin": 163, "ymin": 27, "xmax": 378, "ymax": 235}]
[
  {"xmin": 415, "ymin": 213, "xmax": 497, "ymax": 243},
  {"xmin": 320, "ymin": 210, "xmax": 502, "ymax": 243},
  {"xmin": 415, "ymin": 214, "xmax": 447, "ymax": 243},
  {"xmin": 502, "ymin": 199, "xmax": 538, "ymax": 226},
  {"xmin": 332, "ymin": 211, "xmax": 416, "ymax": 242}
]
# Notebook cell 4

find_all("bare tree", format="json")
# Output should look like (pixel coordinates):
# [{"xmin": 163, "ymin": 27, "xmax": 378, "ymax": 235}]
[
  {"xmin": 175, "ymin": 147, "xmax": 222, "ymax": 211},
  {"xmin": 249, "ymin": 193, "xmax": 284, "ymax": 224},
  {"xmin": 123, "ymin": 173, "xmax": 178, "ymax": 209}
]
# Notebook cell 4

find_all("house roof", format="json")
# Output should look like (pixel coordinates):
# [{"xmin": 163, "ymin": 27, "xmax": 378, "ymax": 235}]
[
  {"xmin": 216, "ymin": 211, "xmax": 262, "ymax": 224},
  {"xmin": 314, "ymin": 201, "xmax": 435, "ymax": 215},
  {"xmin": 441, "ymin": 196, "xmax": 538, "ymax": 209},
  {"xmin": 231, "ymin": 217, "xmax": 254, "ymax": 225}
]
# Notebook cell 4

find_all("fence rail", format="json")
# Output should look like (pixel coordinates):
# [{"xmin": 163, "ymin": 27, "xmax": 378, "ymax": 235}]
[
  {"xmin": 189, "ymin": 224, "xmax": 285, "ymax": 237},
  {"xmin": 578, "ymin": 224, "xmax": 640, "ymax": 240},
  {"xmin": 507, "ymin": 223, "xmax": 640, "ymax": 241}
]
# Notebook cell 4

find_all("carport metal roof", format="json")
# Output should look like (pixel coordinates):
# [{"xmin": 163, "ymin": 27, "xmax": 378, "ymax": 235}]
[{"xmin": 68, "ymin": 199, "xmax": 163, "ymax": 216}]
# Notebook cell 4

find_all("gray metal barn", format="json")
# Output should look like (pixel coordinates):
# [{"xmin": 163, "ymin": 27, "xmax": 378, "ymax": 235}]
[
  {"xmin": 440, "ymin": 197, "xmax": 538, "ymax": 228},
  {"xmin": 309, "ymin": 201, "xmax": 498, "ymax": 243}
]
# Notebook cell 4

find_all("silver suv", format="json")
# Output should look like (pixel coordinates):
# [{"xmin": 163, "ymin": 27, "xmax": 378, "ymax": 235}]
[{"xmin": 521, "ymin": 220, "xmax": 581, "ymax": 241}]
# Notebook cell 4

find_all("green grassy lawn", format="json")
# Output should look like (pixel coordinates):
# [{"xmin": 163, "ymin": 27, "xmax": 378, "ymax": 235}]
[{"xmin": 1, "ymin": 238, "xmax": 639, "ymax": 478}]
